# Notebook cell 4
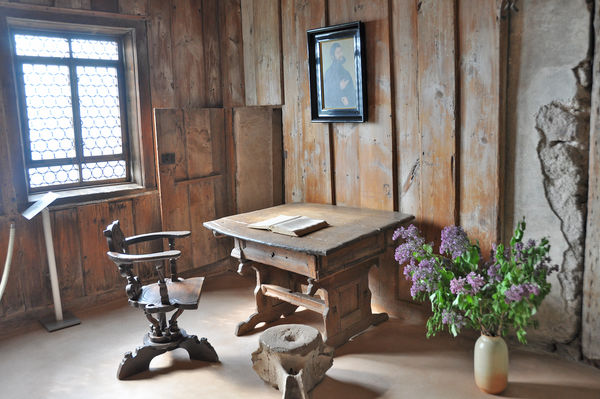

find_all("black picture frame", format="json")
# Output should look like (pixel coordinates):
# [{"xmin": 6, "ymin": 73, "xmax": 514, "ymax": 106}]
[{"xmin": 307, "ymin": 21, "xmax": 367, "ymax": 123}]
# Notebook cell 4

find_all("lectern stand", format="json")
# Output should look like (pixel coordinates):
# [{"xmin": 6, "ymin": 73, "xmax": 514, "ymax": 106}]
[{"xmin": 23, "ymin": 192, "xmax": 80, "ymax": 332}]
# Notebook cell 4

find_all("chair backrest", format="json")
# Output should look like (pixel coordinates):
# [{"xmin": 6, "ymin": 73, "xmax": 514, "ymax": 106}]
[
  {"xmin": 104, "ymin": 220, "xmax": 128, "ymax": 254},
  {"xmin": 104, "ymin": 220, "xmax": 142, "ymax": 300}
]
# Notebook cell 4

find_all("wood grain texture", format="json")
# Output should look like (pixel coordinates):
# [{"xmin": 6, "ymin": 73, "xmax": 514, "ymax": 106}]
[
  {"xmin": 132, "ymin": 192, "xmax": 162, "ymax": 281},
  {"xmin": 90, "ymin": 0, "xmax": 117, "ymax": 12},
  {"xmin": 155, "ymin": 108, "xmax": 232, "ymax": 273},
  {"xmin": 171, "ymin": 0, "xmax": 206, "ymax": 108},
  {"xmin": 79, "ymin": 200, "xmax": 133, "ymax": 296},
  {"xmin": 202, "ymin": 0, "xmax": 222, "ymax": 107},
  {"xmin": 233, "ymin": 107, "xmax": 283, "ymax": 213},
  {"xmin": 0, "ymin": 16, "xmax": 27, "ymax": 212},
  {"xmin": 147, "ymin": 0, "xmax": 176, "ymax": 108},
  {"xmin": 51, "ymin": 208, "xmax": 84, "ymax": 302},
  {"xmin": 118, "ymin": 0, "xmax": 146, "ymax": 15},
  {"xmin": 189, "ymin": 181, "xmax": 222, "ymax": 269},
  {"xmin": 392, "ymin": 0, "xmax": 420, "ymax": 301},
  {"xmin": 11, "ymin": 0, "xmax": 54, "ymax": 5},
  {"xmin": 281, "ymin": 0, "xmax": 332, "ymax": 204},
  {"xmin": 155, "ymin": 108, "xmax": 192, "ymax": 270},
  {"xmin": 328, "ymin": 0, "xmax": 394, "ymax": 211},
  {"xmin": 185, "ymin": 109, "xmax": 216, "ymax": 179},
  {"xmin": 17, "ymin": 216, "xmax": 53, "ymax": 310},
  {"xmin": 55, "ymin": 0, "xmax": 91, "ymax": 8},
  {"xmin": 417, "ymin": 0, "xmax": 458, "ymax": 241},
  {"xmin": 458, "ymin": 0, "xmax": 503, "ymax": 258},
  {"xmin": 393, "ymin": 0, "xmax": 420, "ymax": 217},
  {"xmin": 219, "ymin": 0, "xmax": 246, "ymax": 107},
  {"xmin": 241, "ymin": 0, "xmax": 283, "ymax": 105},
  {"xmin": 583, "ymin": 0, "xmax": 600, "ymax": 360}
]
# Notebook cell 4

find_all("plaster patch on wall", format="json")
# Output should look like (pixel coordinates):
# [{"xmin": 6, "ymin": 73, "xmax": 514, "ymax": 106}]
[{"xmin": 534, "ymin": 59, "xmax": 591, "ymax": 351}]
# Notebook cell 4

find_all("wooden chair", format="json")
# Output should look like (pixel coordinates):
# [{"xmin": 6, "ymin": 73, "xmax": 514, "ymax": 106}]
[{"xmin": 103, "ymin": 220, "xmax": 218, "ymax": 379}]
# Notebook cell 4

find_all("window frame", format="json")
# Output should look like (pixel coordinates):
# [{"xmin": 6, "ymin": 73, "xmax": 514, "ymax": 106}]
[
  {"xmin": 11, "ymin": 27, "xmax": 132, "ymax": 192},
  {"xmin": 0, "ymin": 7, "xmax": 156, "ymax": 206}
]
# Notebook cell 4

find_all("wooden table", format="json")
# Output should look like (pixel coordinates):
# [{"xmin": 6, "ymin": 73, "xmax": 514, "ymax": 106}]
[{"xmin": 203, "ymin": 203, "xmax": 413, "ymax": 347}]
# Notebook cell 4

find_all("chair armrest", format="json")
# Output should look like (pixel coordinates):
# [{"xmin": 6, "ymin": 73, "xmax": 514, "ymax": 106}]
[
  {"xmin": 106, "ymin": 250, "xmax": 181, "ymax": 265},
  {"xmin": 124, "ymin": 231, "xmax": 191, "ymax": 246}
]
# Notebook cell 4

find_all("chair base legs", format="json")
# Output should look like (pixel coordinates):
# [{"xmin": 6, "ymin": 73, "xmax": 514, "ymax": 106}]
[{"xmin": 117, "ymin": 329, "xmax": 218, "ymax": 380}]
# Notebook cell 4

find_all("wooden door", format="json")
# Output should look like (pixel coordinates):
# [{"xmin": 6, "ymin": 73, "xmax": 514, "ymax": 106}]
[{"xmin": 154, "ymin": 108, "xmax": 233, "ymax": 275}]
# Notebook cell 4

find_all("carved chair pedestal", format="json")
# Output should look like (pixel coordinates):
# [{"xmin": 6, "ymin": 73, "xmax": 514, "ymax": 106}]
[
  {"xmin": 118, "ymin": 328, "xmax": 218, "ymax": 380},
  {"xmin": 104, "ymin": 220, "xmax": 218, "ymax": 380}
]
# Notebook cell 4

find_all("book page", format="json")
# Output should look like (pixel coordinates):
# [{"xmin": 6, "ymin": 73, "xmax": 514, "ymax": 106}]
[
  {"xmin": 270, "ymin": 216, "xmax": 328, "ymax": 237},
  {"xmin": 247, "ymin": 215, "xmax": 300, "ymax": 230}
]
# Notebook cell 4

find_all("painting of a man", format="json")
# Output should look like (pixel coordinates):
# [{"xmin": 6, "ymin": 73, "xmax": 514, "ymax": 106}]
[{"xmin": 321, "ymin": 39, "xmax": 357, "ymax": 109}]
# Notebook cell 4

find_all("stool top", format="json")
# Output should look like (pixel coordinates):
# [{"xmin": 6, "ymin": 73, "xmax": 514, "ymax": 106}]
[{"xmin": 259, "ymin": 324, "xmax": 322, "ymax": 354}]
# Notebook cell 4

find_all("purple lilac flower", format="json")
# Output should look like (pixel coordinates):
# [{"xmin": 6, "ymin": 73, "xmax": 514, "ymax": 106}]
[
  {"xmin": 487, "ymin": 262, "xmax": 502, "ymax": 283},
  {"xmin": 492, "ymin": 243, "xmax": 510, "ymax": 260},
  {"xmin": 440, "ymin": 226, "xmax": 470, "ymax": 259},
  {"xmin": 513, "ymin": 242, "xmax": 525, "ymax": 262},
  {"xmin": 505, "ymin": 283, "xmax": 541, "ymax": 303},
  {"xmin": 466, "ymin": 272, "xmax": 485, "ymax": 294},
  {"xmin": 450, "ymin": 277, "xmax": 468, "ymax": 295},
  {"xmin": 505, "ymin": 284, "xmax": 525, "ymax": 303},
  {"xmin": 441, "ymin": 309, "xmax": 467, "ymax": 329},
  {"xmin": 534, "ymin": 256, "xmax": 559, "ymax": 277},
  {"xmin": 393, "ymin": 225, "xmax": 425, "ymax": 264},
  {"xmin": 523, "ymin": 283, "xmax": 540, "ymax": 296},
  {"xmin": 405, "ymin": 259, "xmax": 440, "ymax": 297},
  {"xmin": 525, "ymin": 239, "xmax": 536, "ymax": 250}
]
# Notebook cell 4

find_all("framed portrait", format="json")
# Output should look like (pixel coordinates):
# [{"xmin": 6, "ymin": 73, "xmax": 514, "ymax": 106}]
[{"xmin": 307, "ymin": 21, "xmax": 366, "ymax": 123}]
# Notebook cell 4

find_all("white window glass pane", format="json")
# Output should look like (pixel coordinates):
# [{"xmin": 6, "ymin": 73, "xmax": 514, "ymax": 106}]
[
  {"xmin": 71, "ymin": 38, "xmax": 119, "ymax": 60},
  {"xmin": 14, "ymin": 34, "xmax": 69, "ymax": 58},
  {"xmin": 77, "ymin": 66, "xmax": 123, "ymax": 157},
  {"xmin": 23, "ymin": 63, "xmax": 75, "ymax": 160},
  {"xmin": 28, "ymin": 164, "xmax": 79, "ymax": 188},
  {"xmin": 81, "ymin": 161, "xmax": 126, "ymax": 182}
]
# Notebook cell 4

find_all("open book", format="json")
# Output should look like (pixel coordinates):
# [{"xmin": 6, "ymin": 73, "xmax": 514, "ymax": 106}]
[{"xmin": 247, "ymin": 215, "xmax": 328, "ymax": 237}]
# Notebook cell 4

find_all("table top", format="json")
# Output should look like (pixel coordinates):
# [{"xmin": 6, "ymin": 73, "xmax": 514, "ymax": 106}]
[{"xmin": 203, "ymin": 203, "xmax": 413, "ymax": 256}]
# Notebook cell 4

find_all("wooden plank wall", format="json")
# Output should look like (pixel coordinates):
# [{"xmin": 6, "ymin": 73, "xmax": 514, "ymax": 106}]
[
  {"xmin": 281, "ymin": 0, "xmax": 332, "ymax": 204},
  {"xmin": 0, "ymin": 0, "xmax": 237, "ymax": 325},
  {"xmin": 233, "ymin": 107, "xmax": 283, "ymax": 213},
  {"xmin": 241, "ymin": 0, "xmax": 283, "ymax": 106},
  {"xmin": 155, "ymin": 108, "xmax": 232, "ymax": 274},
  {"xmin": 255, "ymin": 0, "xmax": 506, "ymax": 305},
  {"xmin": 0, "ymin": 0, "xmax": 508, "ymax": 322}
]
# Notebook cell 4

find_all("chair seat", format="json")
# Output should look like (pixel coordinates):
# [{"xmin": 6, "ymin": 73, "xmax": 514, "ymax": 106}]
[{"xmin": 133, "ymin": 277, "xmax": 205, "ymax": 312}]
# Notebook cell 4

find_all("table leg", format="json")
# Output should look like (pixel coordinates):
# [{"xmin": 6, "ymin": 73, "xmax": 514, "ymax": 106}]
[
  {"xmin": 235, "ymin": 263, "xmax": 299, "ymax": 336},
  {"xmin": 320, "ymin": 260, "xmax": 388, "ymax": 347}
]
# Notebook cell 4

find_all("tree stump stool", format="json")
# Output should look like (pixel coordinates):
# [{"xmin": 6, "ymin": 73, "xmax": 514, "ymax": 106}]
[{"xmin": 252, "ymin": 324, "xmax": 334, "ymax": 399}]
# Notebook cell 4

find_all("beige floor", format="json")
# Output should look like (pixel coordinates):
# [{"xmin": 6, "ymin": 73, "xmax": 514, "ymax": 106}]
[{"xmin": 1, "ymin": 272, "xmax": 600, "ymax": 399}]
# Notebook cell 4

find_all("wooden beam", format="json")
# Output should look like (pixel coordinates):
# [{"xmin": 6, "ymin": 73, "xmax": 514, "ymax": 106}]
[
  {"xmin": 241, "ymin": 0, "xmax": 283, "ymax": 105},
  {"xmin": 458, "ymin": 0, "xmax": 506, "ymax": 257},
  {"xmin": 281, "ymin": 0, "xmax": 333, "ymax": 204},
  {"xmin": 219, "ymin": 0, "xmax": 246, "ymax": 107},
  {"xmin": 417, "ymin": 0, "xmax": 458, "ymax": 241},
  {"xmin": 328, "ymin": 0, "xmax": 394, "ymax": 211},
  {"xmin": 147, "ymin": 0, "xmax": 176, "ymax": 108},
  {"xmin": 261, "ymin": 284, "xmax": 327, "ymax": 314},
  {"xmin": 233, "ymin": 107, "xmax": 283, "ymax": 213}
]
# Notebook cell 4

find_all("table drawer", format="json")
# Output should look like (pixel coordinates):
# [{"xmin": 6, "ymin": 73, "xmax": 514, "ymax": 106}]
[{"xmin": 241, "ymin": 241, "xmax": 318, "ymax": 278}]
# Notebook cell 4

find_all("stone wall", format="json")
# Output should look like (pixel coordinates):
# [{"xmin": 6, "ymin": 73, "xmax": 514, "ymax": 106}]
[{"xmin": 505, "ymin": 0, "xmax": 592, "ymax": 359}]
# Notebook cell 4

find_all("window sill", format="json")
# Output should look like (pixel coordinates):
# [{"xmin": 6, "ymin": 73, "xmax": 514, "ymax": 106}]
[{"xmin": 28, "ymin": 183, "xmax": 152, "ymax": 209}]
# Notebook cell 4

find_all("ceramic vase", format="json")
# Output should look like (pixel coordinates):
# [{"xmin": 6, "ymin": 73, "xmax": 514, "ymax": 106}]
[{"xmin": 474, "ymin": 334, "xmax": 508, "ymax": 394}]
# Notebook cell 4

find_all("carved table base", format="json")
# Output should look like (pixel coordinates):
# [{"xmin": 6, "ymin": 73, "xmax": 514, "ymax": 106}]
[{"xmin": 236, "ymin": 257, "xmax": 388, "ymax": 348}]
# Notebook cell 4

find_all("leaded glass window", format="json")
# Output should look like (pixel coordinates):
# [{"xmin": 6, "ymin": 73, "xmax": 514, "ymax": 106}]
[{"xmin": 12, "ymin": 30, "xmax": 130, "ymax": 192}]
